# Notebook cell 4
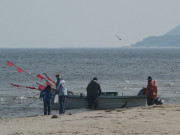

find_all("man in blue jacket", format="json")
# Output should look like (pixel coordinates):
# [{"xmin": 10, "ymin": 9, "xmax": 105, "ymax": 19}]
[{"xmin": 40, "ymin": 85, "xmax": 54, "ymax": 115}]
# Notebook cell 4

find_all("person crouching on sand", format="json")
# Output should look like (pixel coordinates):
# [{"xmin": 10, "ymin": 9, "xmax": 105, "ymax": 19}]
[
  {"xmin": 145, "ymin": 76, "xmax": 158, "ymax": 106},
  {"xmin": 40, "ymin": 85, "xmax": 54, "ymax": 115}
]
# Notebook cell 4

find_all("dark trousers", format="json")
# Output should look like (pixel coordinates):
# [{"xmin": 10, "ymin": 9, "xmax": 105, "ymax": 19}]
[
  {"xmin": 59, "ymin": 96, "xmax": 66, "ymax": 114},
  {"xmin": 147, "ymin": 98, "xmax": 154, "ymax": 106},
  {"xmin": 87, "ymin": 95, "xmax": 98, "ymax": 109},
  {"xmin": 44, "ymin": 101, "xmax": 51, "ymax": 115}
]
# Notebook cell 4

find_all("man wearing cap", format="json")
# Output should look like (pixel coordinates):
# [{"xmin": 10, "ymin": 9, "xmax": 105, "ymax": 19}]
[
  {"xmin": 145, "ymin": 76, "xmax": 158, "ymax": 105},
  {"xmin": 55, "ymin": 74, "xmax": 67, "ymax": 114},
  {"xmin": 55, "ymin": 74, "xmax": 61, "ymax": 87},
  {"xmin": 86, "ymin": 77, "xmax": 102, "ymax": 109}
]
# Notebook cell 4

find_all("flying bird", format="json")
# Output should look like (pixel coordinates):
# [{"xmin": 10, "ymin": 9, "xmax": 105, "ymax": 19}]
[{"xmin": 116, "ymin": 35, "xmax": 122, "ymax": 40}]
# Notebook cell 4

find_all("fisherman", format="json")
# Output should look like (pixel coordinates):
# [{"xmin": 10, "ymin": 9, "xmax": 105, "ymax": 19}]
[
  {"xmin": 55, "ymin": 74, "xmax": 61, "ymax": 87},
  {"xmin": 145, "ymin": 76, "xmax": 158, "ymax": 105},
  {"xmin": 56, "ymin": 74, "xmax": 67, "ymax": 114},
  {"xmin": 39, "ymin": 85, "xmax": 54, "ymax": 115},
  {"xmin": 86, "ymin": 77, "xmax": 102, "ymax": 109}
]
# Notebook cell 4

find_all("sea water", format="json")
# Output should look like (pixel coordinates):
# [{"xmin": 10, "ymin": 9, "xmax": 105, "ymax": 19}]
[{"xmin": 0, "ymin": 48, "xmax": 180, "ymax": 118}]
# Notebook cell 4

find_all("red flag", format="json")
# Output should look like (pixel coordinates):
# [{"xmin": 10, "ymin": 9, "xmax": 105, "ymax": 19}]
[
  {"xmin": 46, "ymin": 82, "xmax": 52, "ymax": 86},
  {"xmin": 44, "ymin": 73, "xmax": 56, "ymax": 86},
  {"xmin": 26, "ymin": 86, "xmax": 36, "ymax": 90},
  {"xmin": 38, "ymin": 84, "xmax": 45, "ymax": 91},
  {"xmin": 11, "ymin": 83, "xmax": 21, "ymax": 87},
  {"xmin": 7, "ymin": 61, "xmax": 15, "ymax": 66},
  {"xmin": 16, "ymin": 67, "xmax": 24, "ymax": 73},
  {"xmin": 36, "ymin": 74, "xmax": 45, "ymax": 80}
]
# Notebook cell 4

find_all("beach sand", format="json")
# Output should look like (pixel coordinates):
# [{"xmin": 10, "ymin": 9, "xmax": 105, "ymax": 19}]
[{"xmin": 1, "ymin": 104, "xmax": 180, "ymax": 135}]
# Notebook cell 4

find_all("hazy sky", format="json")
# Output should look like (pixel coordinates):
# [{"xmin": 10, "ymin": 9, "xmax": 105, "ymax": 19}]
[{"xmin": 0, "ymin": 0, "xmax": 180, "ymax": 48}]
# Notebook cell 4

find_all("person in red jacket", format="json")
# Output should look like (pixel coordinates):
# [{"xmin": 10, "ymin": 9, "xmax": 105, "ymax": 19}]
[{"xmin": 145, "ymin": 76, "xmax": 158, "ymax": 105}]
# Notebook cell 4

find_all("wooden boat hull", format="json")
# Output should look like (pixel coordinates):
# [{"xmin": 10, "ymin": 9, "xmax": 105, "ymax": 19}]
[{"xmin": 51, "ymin": 95, "xmax": 147, "ymax": 110}]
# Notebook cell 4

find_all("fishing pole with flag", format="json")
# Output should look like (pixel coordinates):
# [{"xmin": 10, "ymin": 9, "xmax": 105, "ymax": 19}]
[{"xmin": 7, "ymin": 60, "xmax": 56, "ymax": 91}]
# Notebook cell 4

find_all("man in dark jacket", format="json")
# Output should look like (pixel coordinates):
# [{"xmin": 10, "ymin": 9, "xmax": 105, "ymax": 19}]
[{"xmin": 86, "ymin": 77, "xmax": 102, "ymax": 109}]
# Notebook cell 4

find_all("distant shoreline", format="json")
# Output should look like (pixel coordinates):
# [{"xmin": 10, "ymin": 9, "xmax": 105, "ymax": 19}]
[{"xmin": 1, "ymin": 47, "xmax": 180, "ymax": 49}]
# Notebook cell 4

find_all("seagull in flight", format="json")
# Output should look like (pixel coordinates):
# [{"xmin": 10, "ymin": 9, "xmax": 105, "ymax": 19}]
[{"xmin": 116, "ymin": 35, "xmax": 122, "ymax": 40}]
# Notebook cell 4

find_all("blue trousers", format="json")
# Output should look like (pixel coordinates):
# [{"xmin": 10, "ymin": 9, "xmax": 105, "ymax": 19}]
[
  {"xmin": 44, "ymin": 101, "xmax": 51, "ymax": 115},
  {"xmin": 59, "ymin": 96, "xmax": 66, "ymax": 114}
]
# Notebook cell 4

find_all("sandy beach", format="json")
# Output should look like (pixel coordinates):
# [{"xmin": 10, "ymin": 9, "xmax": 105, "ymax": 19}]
[{"xmin": 1, "ymin": 104, "xmax": 180, "ymax": 135}]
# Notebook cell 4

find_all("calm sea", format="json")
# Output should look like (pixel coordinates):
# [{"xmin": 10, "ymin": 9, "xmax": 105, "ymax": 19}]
[{"xmin": 0, "ymin": 48, "xmax": 180, "ymax": 118}]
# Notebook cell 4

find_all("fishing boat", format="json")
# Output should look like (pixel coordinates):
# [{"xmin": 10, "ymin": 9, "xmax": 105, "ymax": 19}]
[{"xmin": 51, "ymin": 92, "xmax": 147, "ymax": 110}]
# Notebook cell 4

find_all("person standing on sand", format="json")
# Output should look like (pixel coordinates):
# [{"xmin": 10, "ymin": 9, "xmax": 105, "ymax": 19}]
[
  {"xmin": 145, "ymin": 76, "xmax": 158, "ymax": 106},
  {"xmin": 55, "ymin": 74, "xmax": 62, "ymax": 87},
  {"xmin": 86, "ymin": 77, "xmax": 102, "ymax": 109},
  {"xmin": 56, "ymin": 74, "xmax": 67, "ymax": 114},
  {"xmin": 40, "ymin": 85, "xmax": 54, "ymax": 115}
]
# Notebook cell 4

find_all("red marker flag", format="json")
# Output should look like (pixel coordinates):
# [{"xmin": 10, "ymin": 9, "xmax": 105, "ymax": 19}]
[
  {"xmin": 11, "ymin": 83, "xmax": 21, "ymax": 87},
  {"xmin": 7, "ymin": 61, "xmax": 15, "ymax": 66},
  {"xmin": 36, "ymin": 74, "xmax": 45, "ymax": 80},
  {"xmin": 44, "ymin": 73, "xmax": 56, "ymax": 86},
  {"xmin": 26, "ymin": 86, "xmax": 37, "ymax": 90},
  {"xmin": 38, "ymin": 84, "xmax": 45, "ymax": 91},
  {"xmin": 11, "ymin": 83, "xmax": 38, "ymax": 91},
  {"xmin": 16, "ymin": 67, "xmax": 24, "ymax": 73},
  {"xmin": 46, "ymin": 82, "xmax": 52, "ymax": 86}
]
